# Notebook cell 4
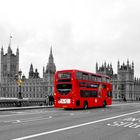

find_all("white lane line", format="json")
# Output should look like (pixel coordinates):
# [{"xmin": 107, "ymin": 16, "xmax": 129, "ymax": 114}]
[
  {"xmin": 4, "ymin": 116, "xmax": 52, "ymax": 124},
  {"xmin": 12, "ymin": 110, "xmax": 140, "ymax": 140},
  {"xmin": 69, "ymin": 111, "xmax": 89, "ymax": 116},
  {"xmin": 70, "ymin": 113, "xmax": 74, "ymax": 116},
  {"xmin": 14, "ymin": 116, "xmax": 52, "ymax": 123},
  {"xmin": 16, "ymin": 120, "xmax": 21, "ymax": 123},
  {"xmin": 112, "ymin": 102, "xmax": 140, "ymax": 106},
  {"xmin": 0, "ymin": 110, "xmax": 57, "ymax": 118}
]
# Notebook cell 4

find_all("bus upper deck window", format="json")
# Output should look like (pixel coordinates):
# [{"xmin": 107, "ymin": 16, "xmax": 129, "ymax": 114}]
[{"xmin": 58, "ymin": 73, "xmax": 71, "ymax": 79}]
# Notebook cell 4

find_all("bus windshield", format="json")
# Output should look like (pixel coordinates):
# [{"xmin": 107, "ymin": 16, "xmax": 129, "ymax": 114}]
[{"xmin": 56, "ymin": 84, "xmax": 72, "ymax": 95}]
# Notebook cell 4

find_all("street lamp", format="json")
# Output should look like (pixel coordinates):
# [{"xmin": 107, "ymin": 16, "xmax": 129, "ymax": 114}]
[{"xmin": 15, "ymin": 70, "xmax": 25, "ymax": 99}]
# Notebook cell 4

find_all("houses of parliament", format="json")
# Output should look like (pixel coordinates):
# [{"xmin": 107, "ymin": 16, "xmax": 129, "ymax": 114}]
[
  {"xmin": 0, "ymin": 40, "xmax": 56, "ymax": 99},
  {"xmin": 0, "ymin": 39, "xmax": 140, "ymax": 101},
  {"xmin": 96, "ymin": 61, "xmax": 140, "ymax": 100}
]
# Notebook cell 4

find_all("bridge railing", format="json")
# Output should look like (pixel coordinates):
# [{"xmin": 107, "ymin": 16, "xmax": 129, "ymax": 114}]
[{"xmin": 0, "ymin": 98, "xmax": 46, "ymax": 107}]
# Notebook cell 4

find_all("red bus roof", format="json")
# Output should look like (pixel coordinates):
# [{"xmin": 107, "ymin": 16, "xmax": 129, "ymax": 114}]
[{"xmin": 55, "ymin": 69, "xmax": 110, "ymax": 79}]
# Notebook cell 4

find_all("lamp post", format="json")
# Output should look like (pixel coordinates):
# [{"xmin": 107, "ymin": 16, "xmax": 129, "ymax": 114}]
[{"xmin": 15, "ymin": 70, "xmax": 25, "ymax": 99}]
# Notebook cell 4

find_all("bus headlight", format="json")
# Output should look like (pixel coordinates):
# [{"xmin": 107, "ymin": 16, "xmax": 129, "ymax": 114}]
[{"xmin": 72, "ymin": 99, "xmax": 75, "ymax": 104}]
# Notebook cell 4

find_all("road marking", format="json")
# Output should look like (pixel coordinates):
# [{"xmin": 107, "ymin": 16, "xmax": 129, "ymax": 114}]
[
  {"xmin": 69, "ymin": 111, "xmax": 89, "ymax": 116},
  {"xmin": 70, "ymin": 113, "xmax": 74, "ymax": 116},
  {"xmin": 107, "ymin": 117, "xmax": 140, "ymax": 129},
  {"xmin": 13, "ymin": 116, "xmax": 52, "ymax": 123},
  {"xmin": 16, "ymin": 120, "xmax": 21, "ymax": 123},
  {"xmin": 112, "ymin": 102, "xmax": 140, "ymax": 106},
  {"xmin": 0, "ymin": 110, "xmax": 57, "ymax": 118},
  {"xmin": 12, "ymin": 110, "xmax": 140, "ymax": 140},
  {"xmin": 4, "ymin": 116, "xmax": 52, "ymax": 124}
]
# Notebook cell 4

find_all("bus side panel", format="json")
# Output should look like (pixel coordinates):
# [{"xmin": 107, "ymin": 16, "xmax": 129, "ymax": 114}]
[{"xmin": 106, "ymin": 97, "xmax": 112, "ymax": 105}]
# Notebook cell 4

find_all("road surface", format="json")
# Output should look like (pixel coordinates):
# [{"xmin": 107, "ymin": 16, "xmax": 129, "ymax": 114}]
[{"xmin": 0, "ymin": 102, "xmax": 140, "ymax": 140}]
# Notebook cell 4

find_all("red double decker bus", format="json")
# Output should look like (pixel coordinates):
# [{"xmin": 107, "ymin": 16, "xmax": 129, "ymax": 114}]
[{"xmin": 54, "ymin": 69, "xmax": 112, "ymax": 109}]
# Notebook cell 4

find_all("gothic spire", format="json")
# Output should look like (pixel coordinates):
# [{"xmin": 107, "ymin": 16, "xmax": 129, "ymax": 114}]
[
  {"xmin": 16, "ymin": 47, "xmax": 19, "ymax": 54},
  {"xmin": 9, "ymin": 35, "xmax": 12, "ymax": 47},
  {"xmin": 8, "ymin": 35, "xmax": 12, "ymax": 53},
  {"xmin": 49, "ymin": 46, "xmax": 54, "ymax": 63},
  {"xmin": 132, "ymin": 61, "xmax": 134, "ymax": 71},
  {"xmin": 46, "ymin": 46, "xmax": 56, "ymax": 73},
  {"xmin": 29, "ymin": 64, "xmax": 34, "ymax": 72},
  {"xmin": 117, "ymin": 60, "xmax": 120, "ymax": 70},
  {"xmin": 1, "ymin": 46, "xmax": 4, "ymax": 54},
  {"xmin": 127, "ymin": 59, "xmax": 129, "ymax": 67},
  {"xmin": 96, "ymin": 62, "xmax": 98, "ymax": 72},
  {"xmin": 50, "ymin": 46, "xmax": 52, "ymax": 55}
]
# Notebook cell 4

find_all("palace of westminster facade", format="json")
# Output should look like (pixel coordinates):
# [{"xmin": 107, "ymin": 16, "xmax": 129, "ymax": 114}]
[
  {"xmin": 96, "ymin": 61, "xmax": 140, "ymax": 100},
  {"xmin": 0, "ymin": 43, "xmax": 56, "ymax": 99},
  {"xmin": 0, "ymin": 41, "xmax": 140, "ymax": 101}
]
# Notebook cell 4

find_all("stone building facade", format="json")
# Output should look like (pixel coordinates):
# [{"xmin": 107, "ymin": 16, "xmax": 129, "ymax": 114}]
[
  {"xmin": 0, "ymin": 43, "xmax": 56, "ymax": 99},
  {"xmin": 96, "ymin": 60, "xmax": 140, "ymax": 100}
]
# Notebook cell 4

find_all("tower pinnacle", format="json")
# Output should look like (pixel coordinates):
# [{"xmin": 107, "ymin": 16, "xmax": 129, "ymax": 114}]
[
  {"xmin": 8, "ymin": 35, "xmax": 12, "ymax": 53},
  {"xmin": 49, "ymin": 46, "xmax": 54, "ymax": 64},
  {"xmin": 9, "ymin": 35, "xmax": 12, "ymax": 47}
]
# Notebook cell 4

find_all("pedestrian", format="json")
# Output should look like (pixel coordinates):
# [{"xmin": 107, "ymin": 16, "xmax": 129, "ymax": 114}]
[
  {"xmin": 49, "ymin": 95, "xmax": 54, "ymax": 105},
  {"xmin": 46, "ymin": 96, "xmax": 49, "ymax": 106},
  {"xmin": 49, "ymin": 95, "xmax": 52, "ymax": 105},
  {"xmin": 123, "ymin": 97, "xmax": 127, "ymax": 102}
]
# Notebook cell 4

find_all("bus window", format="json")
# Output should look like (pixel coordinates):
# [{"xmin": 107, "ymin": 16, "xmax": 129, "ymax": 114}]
[
  {"xmin": 58, "ymin": 73, "xmax": 71, "ymax": 79},
  {"xmin": 79, "ymin": 82, "xmax": 86, "ymax": 87},
  {"xmin": 80, "ymin": 90, "xmax": 98, "ymax": 98},
  {"xmin": 82, "ymin": 73, "xmax": 89, "ymax": 80},
  {"xmin": 107, "ymin": 91, "xmax": 112, "ymax": 97},
  {"xmin": 76, "ymin": 72, "xmax": 82, "ymax": 79},
  {"xmin": 106, "ymin": 78, "xmax": 110, "ymax": 83},
  {"xmin": 88, "ymin": 74, "xmax": 92, "ymax": 81},
  {"xmin": 87, "ymin": 83, "xmax": 99, "ymax": 88},
  {"xmin": 102, "ymin": 77, "xmax": 106, "ymax": 82},
  {"xmin": 91, "ymin": 75, "xmax": 96, "ymax": 81},
  {"xmin": 97, "ymin": 76, "xmax": 101, "ymax": 82}
]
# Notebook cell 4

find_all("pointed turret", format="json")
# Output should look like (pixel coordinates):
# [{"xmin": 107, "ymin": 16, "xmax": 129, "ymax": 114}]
[
  {"xmin": 46, "ymin": 47, "xmax": 56, "ymax": 73},
  {"xmin": 1, "ymin": 46, "xmax": 4, "ymax": 55},
  {"xmin": 43, "ymin": 47, "xmax": 56, "ymax": 96},
  {"xmin": 110, "ymin": 63, "xmax": 112, "ymax": 68},
  {"xmin": 127, "ymin": 59, "xmax": 129, "ymax": 70},
  {"xmin": 104, "ymin": 61, "xmax": 106, "ymax": 68},
  {"xmin": 16, "ymin": 47, "xmax": 19, "ymax": 72},
  {"xmin": 29, "ymin": 64, "xmax": 34, "ymax": 78},
  {"xmin": 127, "ymin": 59, "xmax": 129, "ymax": 65},
  {"xmin": 7, "ymin": 36, "xmax": 12, "ymax": 54},
  {"xmin": 49, "ymin": 46, "xmax": 54, "ymax": 64},
  {"xmin": 30, "ymin": 64, "xmax": 34, "ymax": 72},
  {"xmin": 7, "ymin": 46, "xmax": 12, "ymax": 54},
  {"xmin": 34, "ymin": 68, "xmax": 39, "ymax": 78},
  {"xmin": 132, "ymin": 61, "xmax": 134, "ymax": 74},
  {"xmin": 96, "ymin": 62, "xmax": 98, "ymax": 72},
  {"xmin": 16, "ymin": 47, "xmax": 19, "ymax": 55},
  {"xmin": 117, "ymin": 60, "xmax": 120, "ymax": 70},
  {"xmin": 132, "ymin": 61, "xmax": 134, "ymax": 69}
]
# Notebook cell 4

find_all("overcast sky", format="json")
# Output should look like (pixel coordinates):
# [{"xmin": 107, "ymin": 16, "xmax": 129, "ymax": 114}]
[{"xmin": 0, "ymin": 0, "xmax": 140, "ymax": 78}]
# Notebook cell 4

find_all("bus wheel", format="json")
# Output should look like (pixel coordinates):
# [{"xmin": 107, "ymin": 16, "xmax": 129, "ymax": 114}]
[
  {"xmin": 83, "ymin": 101, "xmax": 88, "ymax": 109},
  {"xmin": 103, "ymin": 100, "xmax": 106, "ymax": 108}
]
